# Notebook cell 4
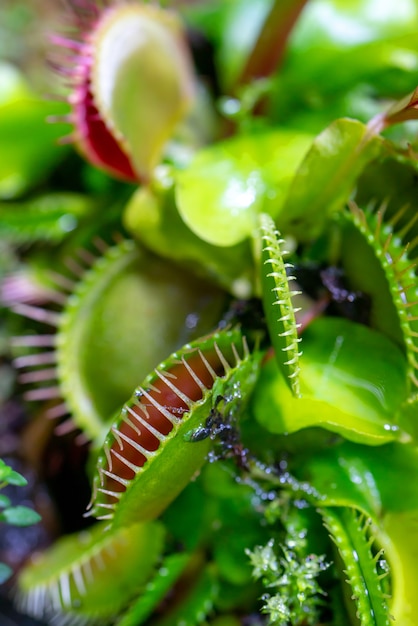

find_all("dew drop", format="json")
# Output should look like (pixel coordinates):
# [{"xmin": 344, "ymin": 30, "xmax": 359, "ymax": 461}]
[
  {"xmin": 231, "ymin": 277, "xmax": 252, "ymax": 299},
  {"xmin": 383, "ymin": 424, "xmax": 399, "ymax": 432},
  {"xmin": 185, "ymin": 313, "xmax": 199, "ymax": 330},
  {"xmin": 59, "ymin": 214, "xmax": 78, "ymax": 233},
  {"xmin": 219, "ymin": 97, "xmax": 241, "ymax": 117}
]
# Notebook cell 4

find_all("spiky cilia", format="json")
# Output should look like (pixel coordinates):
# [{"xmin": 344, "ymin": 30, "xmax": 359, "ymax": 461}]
[
  {"xmin": 16, "ymin": 520, "xmax": 165, "ymax": 626},
  {"xmin": 88, "ymin": 327, "xmax": 262, "ymax": 526},
  {"xmin": 51, "ymin": 0, "xmax": 196, "ymax": 181},
  {"xmin": 9, "ymin": 237, "xmax": 226, "ymax": 442},
  {"xmin": 259, "ymin": 212, "xmax": 302, "ymax": 397},
  {"xmin": 339, "ymin": 202, "xmax": 418, "ymax": 389},
  {"xmin": 50, "ymin": 0, "xmax": 138, "ymax": 181},
  {"xmin": 56, "ymin": 238, "xmax": 226, "ymax": 441},
  {"xmin": 321, "ymin": 507, "xmax": 391, "ymax": 626}
]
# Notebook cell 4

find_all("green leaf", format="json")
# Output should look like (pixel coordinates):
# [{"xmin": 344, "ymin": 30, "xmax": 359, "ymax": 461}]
[
  {"xmin": 116, "ymin": 553, "xmax": 190, "ymax": 626},
  {"xmin": 175, "ymin": 130, "xmax": 312, "ymax": 246},
  {"xmin": 0, "ymin": 459, "xmax": 26, "ymax": 486},
  {"xmin": 356, "ymin": 154, "xmax": 418, "ymax": 218},
  {"xmin": 123, "ymin": 179, "xmax": 256, "ymax": 297},
  {"xmin": 0, "ymin": 506, "xmax": 41, "ymax": 527},
  {"xmin": 199, "ymin": 463, "xmax": 271, "ymax": 588},
  {"xmin": 0, "ymin": 459, "xmax": 12, "ymax": 484},
  {"xmin": 0, "ymin": 192, "xmax": 94, "ymax": 244},
  {"xmin": 296, "ymin": 441, "xmax": 418, "ymax": 518},
  {"xmin": 6, "ymin": 470, "xmax": 27, "ymax": 487},
  {"xmin": 253, "ymin": 318, "xmax": 409, "ymax": 446},
  {"xmin": 0, "ymin": 495, "xmax": 11, "ymax": 509},
  {"xmin": 337, "ymin": 204, "xmax": 418, "ymax": 391},
  {"xmin": 154, "ymin": 562, "xmax": 219, "ymax": 626},
  {"xmin": 271, "ymin": 0, "xmax": 418, "ymax": 129},
  {"xmin": 0, "ymin": 562, "xmax": 12, "ymax": 584},
  {"xmin": 213, "ymin": 0, "xmax": 272, "ymax": 89},
  {"xmin": 290, "ymin": 0, "xmax": 418, "ymax": 57},
  {"xmin": 0, "ymin": 65, "xmax": 70, "ymax": 199},
  {"xmin": 162, "ymin": 479, "xmax": 212, "ymax": 552},
  {"xmin": 378, "ymin": 510, "xmax": 418, "ymax": 626},
  {"xmin": 277, "ymin": 118, "xmax": 383, "ymax": 241}
]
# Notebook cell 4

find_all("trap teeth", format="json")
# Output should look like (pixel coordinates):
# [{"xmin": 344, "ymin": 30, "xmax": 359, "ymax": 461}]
[
  {"xmin": 51, "ymin": 2, "xmax": 196, "ymax": 181},
  {"xmin": 11, "ymin": 239, "xmax": 227, "ymax": 443}
]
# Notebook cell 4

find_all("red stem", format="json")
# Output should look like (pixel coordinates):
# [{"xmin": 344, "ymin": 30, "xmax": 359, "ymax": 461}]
[{"xmin": 236, "ymin": 0, "xmax": 309, "ymax": 88}]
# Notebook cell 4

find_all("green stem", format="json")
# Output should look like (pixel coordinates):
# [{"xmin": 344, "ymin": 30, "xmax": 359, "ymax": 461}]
[{"xmin": 236, "ymin": 0, "xmax": 309, "ymax": 88}]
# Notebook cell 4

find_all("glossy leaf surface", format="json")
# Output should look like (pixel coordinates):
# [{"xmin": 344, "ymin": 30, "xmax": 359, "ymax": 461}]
[
  {"xmin": 277, "ymin": 118, "xmax": 383, "ymax": 241},
  {"xmin": 124, "ymin": 179, "xmax": 255, "ymax": 297},
  {"xmin": 378, "ymin": 510, "xmax": 418, "ymax": 626},
  {"xmin": 0, "ymin": 505, "xmax": 41, "ymax": 527},
  {"xmin": 337, "ymin": 204, "xmax": 418, "ymax": 390},
  {"xmin": 253, "ymin": 317, "xmax": 408, "ymax": 445},
  {"xmin": 176, "ymin": 130, "xmax": 312, "ymax": 246},
  {"xmin": 296, "ymin": 441, "xmax": 418, "ymax": 517},
  {"xmin": 272, "ymin": 0, "xmax": 418, "ymax": 129}
]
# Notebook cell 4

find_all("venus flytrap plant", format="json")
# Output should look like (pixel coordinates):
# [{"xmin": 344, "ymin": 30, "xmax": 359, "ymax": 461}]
[
  {"xmin": 4, "ymin": 1, "xmax": 418, "ymax": 625},
  {"xmin": 14, "ymin": 328, "xmax": 262, "ymax": 624},
  {"xmin": 11, "ymin": 238, "xmax": 226, "ymax": 441},
  {"xmin": 293, "ymin": 441, "xmax": 418, "ymax": 626},
  {"xmin": 320, "ymin": 507, "xmax": 390, "ymax": 626},
  {"xmin": 88, "ymin": 327, "xmax": 262, "ymax": 525},
  {"xmin": 52, "ymin": 1, "xmax": 197, "ymax": 182},
  {"xmin": 259, "ymin": 212, "xmax": 302, "ymax": 398},
  {"xmin": 55, "ymin": 238, "xmax": 227, "ymax": 441},
  {"xmin": 16, "ymin": 520, "xmax": 165, "ymax": 625},
  {"xmin": 275, "ymin": 118, "xmax": 384, "ymax": 242},
  {"xmin": 337, "ymin": 202, "xmax": 418, "ymax": 389}
]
